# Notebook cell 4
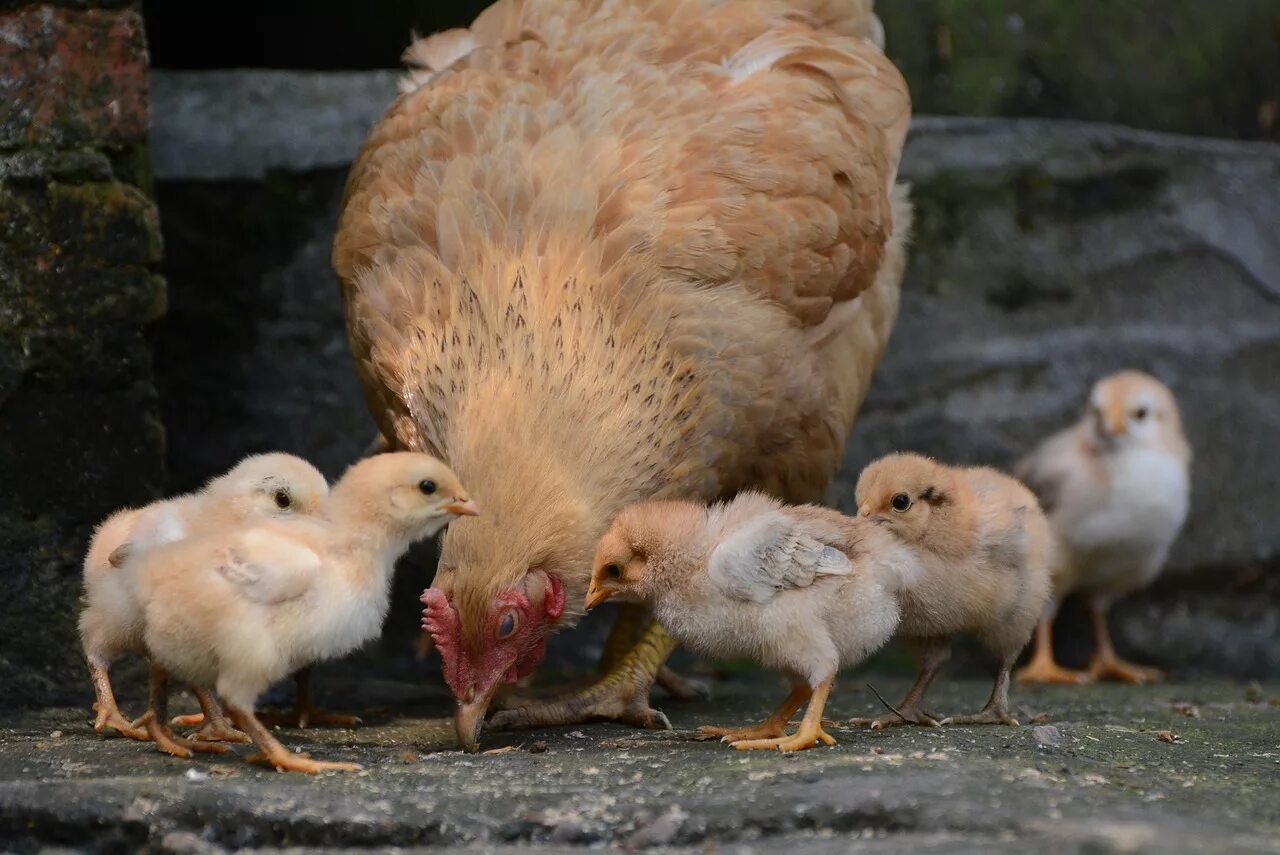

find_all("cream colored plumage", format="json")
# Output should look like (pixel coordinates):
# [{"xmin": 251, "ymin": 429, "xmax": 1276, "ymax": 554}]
[
  {"xmin": 79, "ymin": 453, "xmax": 329, "ymax": 742},
  {"xmin": 136, "ymin": 452, "xmax": 478, "ymax": 773},
  {"xmin": 1015, "ymin": 370, "xmax": 1191, "ymax": 685},
  {"xmin": 335, "ymin": 0, "xmax": 912, "ymax": 747},
  {"xmin": 852, "ymin": 454, "xmax": 1052, "ymax": 727},
  {"xmin": 585, "ymin": 492, "xmax": 911, "ymax": 752}
]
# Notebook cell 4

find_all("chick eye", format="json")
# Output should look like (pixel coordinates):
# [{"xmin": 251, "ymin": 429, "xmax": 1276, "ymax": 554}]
[
  {"xmin": 1133, "ymin": 407, "xmax": 1149, "ymax": 421},
  {"xmin": 604, "ymin": 562, "xmax": 623, "ymax": 580},
  {"xmin": 418, "ymin": 479, "xmax": 437, "ymax": 495},
  {"xmin": 497, "ymin": 612, "xmax": 517, "ymax": 639},
  {"xmin": 891, "ymin": 493, "xmax": 912, "ymax": 512},
  {"xmin": 274, "ymin": 490, "xmax": 291, "ymax": 510}
]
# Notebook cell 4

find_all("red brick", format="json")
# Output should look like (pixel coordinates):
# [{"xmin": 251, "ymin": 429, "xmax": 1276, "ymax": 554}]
[{"xmin": 0, "ymin": 4, "xmax": 148, "ymax": 146}]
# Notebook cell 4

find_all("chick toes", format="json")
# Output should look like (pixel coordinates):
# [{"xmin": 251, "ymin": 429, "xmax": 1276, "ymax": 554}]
[
  {"xmin": 138, "ymin": 712, "xmax": 230, "ymax": 758},
  {"xmin": 1015, "ymin": 660, "xmax": 1093, "ymax": 685},
  {"xmin": 941, "ymin": 708, "xmax": 1019, "ymax": 727},
  {"xmin": 1087, "ymin": 656, "xmax": 1165, "ymax": 685},
  {"xmin": 170, "ymin": 713, "xmax": 205, "ymax": 728},
  {"xmin": 848, "ymin": 709, "xmax": 942, "ymax": 729},
  {"xmin": 244, "ymin": 752, "xmax": 363, "ymax": 774},
  {"xmin": 92, "ymin": 709, "xmax": 150, "ymax": 742},
  {"xmin": 731, "ymin": 727, "xmax": 837, "ymax": 753}
]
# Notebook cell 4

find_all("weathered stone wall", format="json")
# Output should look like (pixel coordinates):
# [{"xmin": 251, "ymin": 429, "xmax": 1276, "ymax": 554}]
[{"xmin": 0, "ymin": 1, "xmax": 165, "ymax": 706}]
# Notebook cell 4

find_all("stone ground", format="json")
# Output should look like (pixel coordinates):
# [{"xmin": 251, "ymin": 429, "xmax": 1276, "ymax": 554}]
[{"xmin": 1, "ymin": 674, "xmax": 1277, "ymax": 854}]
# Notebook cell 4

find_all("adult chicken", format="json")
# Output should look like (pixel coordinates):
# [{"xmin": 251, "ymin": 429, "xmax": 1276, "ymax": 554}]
[{"xmin": 333, "ymin": 0, "xmax": 912, "ymax": 750}]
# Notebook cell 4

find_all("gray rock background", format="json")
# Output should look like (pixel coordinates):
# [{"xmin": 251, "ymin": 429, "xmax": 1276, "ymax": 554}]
[{"xmin": 146, "ymin": 72, "xmax": 1280, "ymax": 680}]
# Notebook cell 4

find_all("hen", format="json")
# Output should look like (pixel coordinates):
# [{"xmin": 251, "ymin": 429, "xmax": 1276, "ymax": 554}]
[{"xmin": 334, "ymin": 0, "xmax": 912, "ymax": 749}]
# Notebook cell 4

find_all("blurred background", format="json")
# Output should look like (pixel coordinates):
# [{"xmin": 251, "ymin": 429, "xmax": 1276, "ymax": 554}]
[{"xmin": 2, "ymin": 1, "xmax": 1278, "ymax": 708}]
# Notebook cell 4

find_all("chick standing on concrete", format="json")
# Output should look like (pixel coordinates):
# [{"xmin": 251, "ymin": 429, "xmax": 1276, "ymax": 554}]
[
  {"xmin": 850, "ymin": 454, "xmax": 1052, "ymax": 727},
  {"xmin": 1015, "ymin": 370, "xmax": 1191, "ymax": 685},
  {"xmin": 79, "ymin": 454, "xmax": 328, "ymax": 742},
  {"xmin": 582, "ymin": 493, "xmax": 907, "ymax": 753},
  {"xmin": 137, "ymin": 452, "xmax": 478, "ymax": 773}
]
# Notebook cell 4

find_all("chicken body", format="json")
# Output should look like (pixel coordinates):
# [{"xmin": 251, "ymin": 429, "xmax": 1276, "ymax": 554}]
[
  {"xmin": 137, "ymin": 453, "xmax": 477, "ymax": 773},
  {"xmin": 1015, "ymin": 371, "xmax": 1191, "ymax": 685},
  {"xmin": 335, "ymin": 0, "xmax": 912, "ymax": 748},
  {"xmin": 585, "ymin": 492, "xmax": 912, "ymax": 751},
  {"xmin": 853, "ymin": 454, "xmax": 1052, "ymax": 727},
  {"xmin": 79, "ymin": 454, "xmax": 328, "ymax": 741}
]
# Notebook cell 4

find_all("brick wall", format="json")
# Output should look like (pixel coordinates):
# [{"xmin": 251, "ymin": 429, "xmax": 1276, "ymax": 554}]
[{"xmin": 0, "ymin": 1, "xmax": 164, "ymax": 706}]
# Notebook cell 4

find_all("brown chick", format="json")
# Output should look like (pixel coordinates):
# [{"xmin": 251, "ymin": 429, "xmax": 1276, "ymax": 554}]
[
  {"xmin": 583, "ymin": 492, "xmax": 908, "ymax": 753},
  {"xmin": 135, "ymin": 452, "xmax": 478, "ymax": 773},
  {"xmin": 339, "ymin": 0, "xmax": 912, "ymax": 749},
  {"xmin": 851, "ymin": 453, "xmax": 1053, "ymax": 727},
  {"xmin": 1014, "ymin": 370, "xmax": 1191, "ymax": 685},
  {"xmin": 79, "ymin": 453, "xmax": 328, "ymax": 743}
]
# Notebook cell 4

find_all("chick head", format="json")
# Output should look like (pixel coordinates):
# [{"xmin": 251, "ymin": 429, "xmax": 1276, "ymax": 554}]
[
  {"xmin": 584, "ymin": 517, "xmax": 654, "ymax": 610},
  {"xmin": 1084, "ymin": 370, "xmax": 1184, "ymax": 453},
  {"xmin": 855, "ymin": 453, "xmax": 955, "ymax": 544},
  {"xmin": 333, "ymin": 451, "xmax": 479, "ymax": 540},
  {"xmin": 206, "ymin": 452, "xmax": 331, "ymax": 520}
]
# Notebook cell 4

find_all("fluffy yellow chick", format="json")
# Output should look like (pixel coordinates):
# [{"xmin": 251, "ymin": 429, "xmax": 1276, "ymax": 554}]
[
  {"xmin": 852, "ymin": 454, "xmax": 1052, "ymax": 727},
  {"xmin": 1014, "ymin": 370, "xmax": 1191, "ymax": 685},
  {"xmin": 584, "ymin": 492, "xmax": 910, "ymax": 753},
  {"xmin": 136, "ymin": 452, "xmax": 477, "ymax": 773},
  {"xmin": 79, "ymin": 453, "xmax": 328, "ymax": 742}
]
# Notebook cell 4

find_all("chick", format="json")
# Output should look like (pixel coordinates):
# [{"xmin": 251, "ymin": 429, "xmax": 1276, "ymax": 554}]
[
  {"xmin": 583, "ymin": 492, "xmax": 906, "ymax": 753},
  {"xmin": 1014, "ymin": 371, "xmax": 1191, "ymax": 685},
  {"xmin": 79, "ymin": 453, "xmax": 328, "ymax": 742},
  {"xmin": 851, "ymin": 454, "xmax": 1052, "ymax": 727},
  {"xmin": 137, "ymin": 452, "xmax": 478, "ymax": 773}
]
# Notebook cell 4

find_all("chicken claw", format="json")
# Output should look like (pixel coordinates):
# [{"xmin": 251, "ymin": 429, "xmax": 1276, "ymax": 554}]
[
  {"xmin": 732, "ymin": 677, "xmax": 836, "ymax": 753},
  {"xmin": 188, "ymin": 688, "xmax": 250, "ymax": 744},
  {"xmin": 698, "ymin": 683, "xmax": 810, "ymax": 743},
  {"xmin": 1015, "ymin": 618, "xmax": 1092, "ymax": 685},
  {"xmin": 228, "ymin": 705, "xmax": 362, "ymax": 774}
]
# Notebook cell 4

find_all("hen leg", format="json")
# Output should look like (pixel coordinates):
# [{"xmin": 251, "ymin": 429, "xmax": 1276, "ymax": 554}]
[
  {"xmin": 1015, "ymin": 616, "xmax": 1092, "ymax": 685},
  {"xmin": 699, "ymin": 683, "xmax": 809, "ymax": 743},
  {"xmin": 188, "ymin": 687, "xmax": 250, "ymax": 743},
  {"xmin": 87, "ymin": 655, "xmax": 149, "ymax": 741},
  {"xmin": 731, "ymin": 676, "xmax": 837, "ymax": 752},
  {"xmin": 943, "ymin": 652, "xmax": 1020, "ymax": 726},
  {"xmin": 600, "ymin": 605, "xmax": 707, "ymax": 702},
  {"xmin": 136, "ymin": 665, "xmax": 228, "ymax": 758},
  {"xmin": 489, "ymin": 621, "xmax": 675, "ymax": 731},
  {"xmin": 257, "ymin": 668, "xmax": 363, "ymax": 728},
  {"xmin": 1085, "ymin": 598, "xmax": 1164, "ymax": 684},
  {"xmin": 226, "ymin": 704, "xmax": 362, "ymax": 774},
  {"xmin": 847, "ymin": 638, "xmax": 947, "ymax": 729}
]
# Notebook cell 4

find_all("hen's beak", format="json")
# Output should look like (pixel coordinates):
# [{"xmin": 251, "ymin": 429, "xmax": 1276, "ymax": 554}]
[
  {"xmin": 454, "ymin": 681, "xmax": 500, "ymax": 753},
  {"xmin": 444, "ymin": 497, "xmax": 481, "ymax": 517},
  {"xmin": 584, "ymin": 583, "xmax": 614, "ymax": 610}
]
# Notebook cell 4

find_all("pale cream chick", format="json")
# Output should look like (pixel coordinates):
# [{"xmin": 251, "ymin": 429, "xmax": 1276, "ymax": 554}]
[
  {"xmin": 852, "ymin": 454, "xmax": 1052, "ymax": 727},
  {"xmin": 584, "ymin": 492, "xmax": 911, "ymax": 753},
  {"xmin": 79, "ymin": 453, "xmax": 328, "ymax": 743},
  {"xmin": 135, "ymin": 452, "xmax": 477, "ymax": 773},
  {"xmin": 1014, "ymin": 370, "xmax": 1191, "ymax": 685}
]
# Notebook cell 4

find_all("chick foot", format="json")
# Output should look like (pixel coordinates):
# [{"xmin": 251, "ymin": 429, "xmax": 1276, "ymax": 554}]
[
  {"xmin": 188, "ymin": 688, "xmax": 250, "ymax": 744},
  {"xmin": 941, "ymin": 705, "xmax": 1019, "ymax": 727},
  {"xmin": 847, "ymin": 707, "xmax": 942, "ymax": 730},
  {"xmin": 227, "ymin": 704, "xmax": 361, "ymax": 774},
  {"xmin": 489, "ymin": 622, "xmax": 676, "ymax": 732},
  {"xmin": 732, "ymin": 676, "xmax": 836, "ymax": 752},
  {"xmin": 87, "ymin": 659, "xmax": 149, "ymax": 740},
  {"xmin": 1015, "ymin": 658, "xmax": 1092, "ymax": 685},
  {"xmin": 1087, "ymin": 654, "xmax": 1165, "ymax": 685},
  {"xmin": 92, "ymin": 707, "xmax": 150, "ymax": 741},
  {"xmin": 698, "ymin": 683, "xmax": 809, "ymax": 743},
  {"xmin": 137, "ymin": 711, "xmax": 230, "ymax": 759}
]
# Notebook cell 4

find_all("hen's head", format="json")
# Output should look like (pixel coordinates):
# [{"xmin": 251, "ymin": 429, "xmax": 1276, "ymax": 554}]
[{"xmin": 419, "ymin": 444, "xmax": 594, "ymax": 751}]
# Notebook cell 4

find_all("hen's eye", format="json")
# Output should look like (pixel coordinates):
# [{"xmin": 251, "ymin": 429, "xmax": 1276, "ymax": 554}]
[
  {"xmin": 604, "ymin": 562, "xmax": 623, "ymax": 579},
  {"xmin": 274, "ymin": 490, "xmax": 291, "ymax": 509},
  {"xmin": 497, "ymin": 612, "xmax": 516, "ymax": 639},
  {"xmin": 891, "ymin": 493, "xmax": 912, "ymax": 512},
  {"xmin": 1133, "ymin": 407, "xmax": 1149, "ymax": 421},
  {"xmin": 419, "ymin": 479, "xmax": 437, "ymax": 495}
]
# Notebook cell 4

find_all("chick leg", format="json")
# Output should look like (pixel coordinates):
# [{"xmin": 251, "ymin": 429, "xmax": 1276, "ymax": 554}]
[
  {"xmin": 256, "ymin": 668, "xmax": 363, "ymax": 728},
  {"xmin": 731, "ymin": 676, "xmax": 837, "ymax": 752},
  {"xmin": 1015, "ymin": 616, "xmax": 1092, "ymax": 685},
  {"xmin": 137, "ymin": 666, "xmax": 229, "ymax": 758},
  {"xmin": 1085, "ymin": 598, "xmax": 1164, "ymax": 684},
  {"xmin": 699, "ymin": 683, "xmax": 810, "ymax": 743},
  {"xmin": 942, "ymin": 653, "xmax": 1020, "ymax": 726},
  {"xmin": 225, "ymin": 704, "xmax": 362, "ymax": 774},
  {"xmin": 488, "ymin": 621, "xmax": 676, "ymax": 731},
  {"xmin": 847, "ymin": 638, "xmax": 947, "ymax": 729},
  {"xmin": 188, "ymin": 688, "xmax": 250, "ymax": 744},
  {"xmin": 87, "ymin": 655, "xmax": 149, "ymax": 741}
]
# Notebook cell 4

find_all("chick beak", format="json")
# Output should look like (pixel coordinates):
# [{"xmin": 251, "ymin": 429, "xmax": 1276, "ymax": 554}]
[
  {"xmin": 454, "ymin": 682, "xmax": 500, "ymax": 753},
  {"xmin": 858, "ymin": 502, "xmax": 872, "ymax": 517},
  {"xmin": 444, "ymin": 497, "xmax": 481, "ymax": 517},
  {"xmin": 1103, "ymin": 403, "xmax": 1128, "ymax": 437},
  {"xmin": 584, "ymin": 583, "xmax": 614, "ymax": 610}
]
